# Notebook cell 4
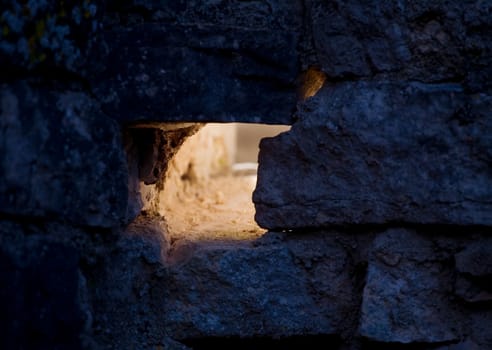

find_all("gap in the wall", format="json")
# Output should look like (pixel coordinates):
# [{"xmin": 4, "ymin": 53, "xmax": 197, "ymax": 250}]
[{"xmin": 160, "ymin": 123, "xmax": 290, "ymax": 245}]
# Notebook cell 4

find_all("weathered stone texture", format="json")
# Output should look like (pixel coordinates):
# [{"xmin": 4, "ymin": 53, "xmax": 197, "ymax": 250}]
[
  {"xmin": 164, "ymin": 234, "xmax": 356, "ymax": 339},
  {"xmin": 308, "ymin": 0, "xmax": 492, "ymax": 90},
  {"xmin": 1, "ymin": 0, "xmax": 492, "ymax": 349},
  {"xmin": 455, "ymin": 239, "xmax": 492, "ymax": 277},
  {"xmin": 91, "ymin": 0, "xmax": 303, "ymax": 124},
  {"xmin": 0, "ymin": 1, "xmax": 101, "ymax": 71},
  {"xmin": 359, "ymin": 229, "xmax": 459, "ymax": 343},
  {"xmin": 254, "ymin": 82, "xmax": 492, "ymax": 229},
  {"xmin": 0, "ymin": 82, "xmax": 128, "ymax": 227},
  {"xmin": 87, "ymin": 216, "xmax": 170, "ymax": 349},
  {"xmin": 0, "ymin": 221, "xmax": 92, "ymax": 350},
  {"xmin": 454, "ymin": 239, "xmax": 492, "ymax": 303},
  {"xmin": 469, "ymin": 312, "xmax": 492, "ymax": 350}
]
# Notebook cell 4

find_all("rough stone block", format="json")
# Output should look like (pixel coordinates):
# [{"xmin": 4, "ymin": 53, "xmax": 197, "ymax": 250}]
[
  {"xmin": 359, "ymin": 229, "xmax": 459, "ymax": 343},
  {"xmin": 454, "ymin": 275, "xmax": 492, "ymax": 304},
  {"xmin": 254, "ymin": 82, "xmax": 492, "ymax": 229},
  {"xmin": 308, "ymin": 0, "xmax": 492, "ymax": 89},
  {"xmin": 454, "ymin": 239, "xmax": 492, "ymax": 303},
  {"xmin": 92, "ymin": 0, "xmax": 303, "ymax": 124},
  {"xmin": 0, "ymin": 82, "xmax": 128, "ymax": 227},
  {"xmin": 469, "ymin": 312, "xmax": 492, "ymax": 349},
  {"xmin": 456, "ymin": 239, "xmax": 492, "ymax": 277},
  {"xmin": 0, "ymin": 223, "xmax": 87, "ymax": 350},
  {"xmin": 163, "ymin": 237, "xmax": 355, "ymax": 339}
]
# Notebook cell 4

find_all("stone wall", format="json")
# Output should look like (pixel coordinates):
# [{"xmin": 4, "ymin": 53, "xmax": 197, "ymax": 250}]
[{"xmin": 1, "ymin": 1, "xmax": 491, "ymax": 349}]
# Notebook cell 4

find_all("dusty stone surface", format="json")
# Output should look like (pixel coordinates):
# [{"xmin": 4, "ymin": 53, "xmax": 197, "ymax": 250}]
[
  {"xmin": 0, "ymin": 221, "xmax": 94, "ymax": 350},
  {"xmin": 436, "ymin": 340, "xmax": 482, "ymax": 350},
  {"xmin": 0, "ymin": 217, "xmax": 177, "ymax": 350},
  {"xmin": 2, "ymin": 218, "xmax": 492, "ymax": 349},
  {"xmin": 86, "ymin": 224, "xmax": 492, "ymax": 349},
  {"xmin": 91, "ymin": 0, "xmax": 303, "ymax": 124},
  {"xmin": 86, "ymin": 216, "xmax": 170, "ymax": 349},
  {"xmin": 124, "ymin": 124, "xmax": 202, "ymax": 220},
  {"xmin": 455, "ymin": 239, "xmax": 492, "ymax": 277},
  {"xmin": 163, "ymin": 233, "xmax": 357, "ymax": 340},
  {"xmin": 454, "ymin": 274, "xmax": 492, "ymax": 304},
  {"xmin": 359, "ymin": 229, "xmax": 459, "ymax": 343},
  {"xmin": 1, "ymin": 0, "xmax": 492, "ymax": 349},
  {"xmin": 307, "ymin": 0, "xmax": 492, "ymax": 90},
  {"xmin": 454, "ymin": 238, "xmax": 492, "ymax": 303},
  {"xmin": 469, "ymin": 312, "xmax": 492, "ymax": 350},
  {"xmin": 254, "ymin": 82, "xmax": 492, "ymax": 229},
  {"xmin": 0, "ymin": 82, "xmax": 129, "ymax": 227}
]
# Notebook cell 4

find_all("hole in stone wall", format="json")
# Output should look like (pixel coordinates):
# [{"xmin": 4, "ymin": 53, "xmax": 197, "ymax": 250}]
[
  {"xmin": 297, "ymin": 66, "xmax": 326, "ymax": 101},
  {"xmin": 136, "ymin": 123, "xmax": 290, "ymax": 245}
]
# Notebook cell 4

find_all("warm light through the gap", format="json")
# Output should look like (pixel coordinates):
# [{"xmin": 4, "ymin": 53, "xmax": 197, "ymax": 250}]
[
  {"xmin": 158, "ymin": 123, "xmax": 290, "ymax": 243},
  {"xmin": 232, "ymin": 162, "xmax": 258, "ymax": 188},
  {"xmin": 298, "ymin": 66, "xmax": 326, "ymax": 100}
]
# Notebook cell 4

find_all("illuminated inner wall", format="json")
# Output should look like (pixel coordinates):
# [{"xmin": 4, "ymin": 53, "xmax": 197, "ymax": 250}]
[
  {"xmin": 135, "ymin": 123, "xmax": 290, "ymax": 244},
  {"xmin": 1, "ymin": 1, "xmax": 491, "ymax": 350}
]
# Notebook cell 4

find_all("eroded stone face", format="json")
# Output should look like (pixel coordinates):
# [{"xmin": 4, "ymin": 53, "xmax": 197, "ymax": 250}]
[
  {"xmin": 0, "ymin": 82, "xmax": 128, "ymax": 227},
  {"xmin": 90, "ymin": 0, "xmax": 304, "ymax": 124},
  {"xmin": 163, "ymin": 234, "xmax": 357, "ymax": 339},
  {"xmin": 0, "ymin": 221, "xmax": 92, "ymax": 350},
  {"xmin": 253, "ymin": 81, "xmax": 492, "ymax": 229},
  {"xmin": 1, "ymin": 0, "xmax": 492, "ymax": 349},
  {"xmin": 455, "ymin": 239, "xmax": 492, "ymax": 277},
  {"xmin": 308, "ymin": 0, "xmax": 492, "ymax": 90},
  {"xmin": 454, "ymin": 238, "xmax": 492, "ymax": 303},
  {"xmin": 359, "ymin": 229, "xmax": 459, "ymax": 343}
]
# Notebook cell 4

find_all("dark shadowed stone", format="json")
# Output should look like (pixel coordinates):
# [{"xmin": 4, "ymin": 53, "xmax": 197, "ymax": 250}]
[
  {"xmin": 455, "ymin": 239, "xmax": 492, "ymax": 277},
  {"xmin": 359, "ymin": 229, "xmax": 459, "ymax": 343},
  {"xmin": 454, "ymin": 239, "xmax": 492, "ymax": 303},
  {"xmin": 436, "ymin": 340, "xmax": 482, "ymax": 350},
  {"xmin": 91, "ymin": 0, "xmax": 303, "ymax": 124},
  {"xmin": 308, "ymin": 0, "xmax": 492, "ymax": 89},
  {"xmin": 469, "ymin": 312, "xmax": 492, "ymax": 350},
  {"xmin": 162, "ymin": 337, "xmax": 192, "ymax": 350},
  {"xmin": 454, "ymin": 275, "xmax": 492, "ymax": 304},
  {"xmin": 0, "ymin": 1, "xmax": 101, "ymax": 72},
  {"xmin": 0, "ymin": 82, "xmax": 128, "ymax": 227},
  {"xmin": 87, "ymin": 217, "xmax": 169, "ymax": 349},
  {"xmin": 283, "ymin": 234, "xmax": 359, "ymax": 334},
  {"xmin": 1, "ymin": 0, "xmax": 492, "ymax": 348},
  {"xmin": 253, "ymin": 81, "xmax": 492, "ymax": 229},
  {"xmin": 163, "ymin": 238, "xmax": 354, "ymax": 339},
  {"xmin": 0, "ymin": 224, "xmax": 86, "ymax": 350}
]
